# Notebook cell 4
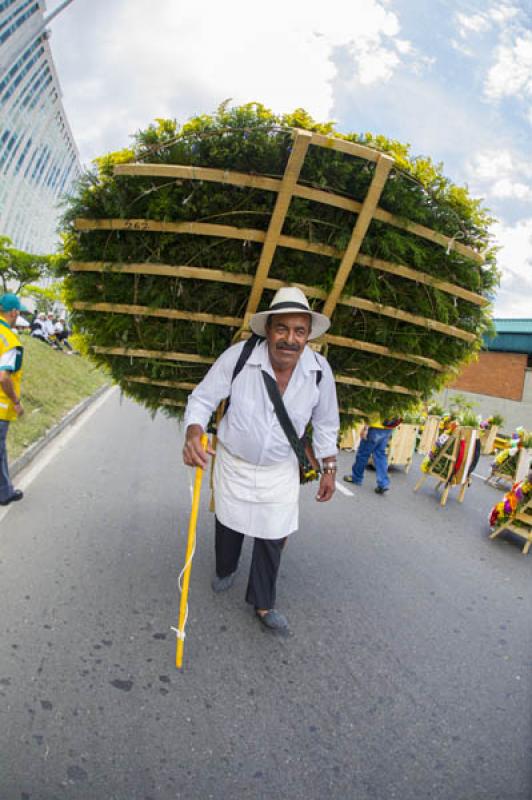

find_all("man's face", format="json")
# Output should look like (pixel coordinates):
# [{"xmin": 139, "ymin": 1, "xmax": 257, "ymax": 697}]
[
  {"xmin": 2, "ymin": 309, "xmax": 18, "ymax": 328},
  {"xmin": 265, "ymin": 312, "xmax": 311, "ymax": 370}
]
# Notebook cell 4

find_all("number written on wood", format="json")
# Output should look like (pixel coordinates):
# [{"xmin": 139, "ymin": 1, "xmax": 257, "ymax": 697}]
[{"xmin": 124, "ymin": 220, "xmax": 149, "ymax": 230}]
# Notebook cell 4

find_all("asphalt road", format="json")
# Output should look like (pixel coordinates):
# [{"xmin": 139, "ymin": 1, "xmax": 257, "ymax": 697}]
[{"xmin": 1, "ymin": 390, "xmax": 530, "ymax": 800}]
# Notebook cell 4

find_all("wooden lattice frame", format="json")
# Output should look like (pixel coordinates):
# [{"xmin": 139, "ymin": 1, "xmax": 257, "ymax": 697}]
[{"xmin": 71, "ymin": 129, "xmax": 487, "ymax": 404}]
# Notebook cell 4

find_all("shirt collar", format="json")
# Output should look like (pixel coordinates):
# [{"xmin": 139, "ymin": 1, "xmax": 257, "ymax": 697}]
[{"xmin": 247, "ymin": 340, "xmax": 321, "ymax": 377}]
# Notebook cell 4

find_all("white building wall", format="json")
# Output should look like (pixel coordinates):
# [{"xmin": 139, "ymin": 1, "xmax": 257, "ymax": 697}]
[{"xmin": 0, "ymin": 0, "xmax": 80, "ymax": 253}]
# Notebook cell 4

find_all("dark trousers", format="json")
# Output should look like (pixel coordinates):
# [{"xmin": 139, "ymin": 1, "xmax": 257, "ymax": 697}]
[
  {"xmin": 0, "ymin": 420, "xmax": 13, "ymax": 502},
  {"xmin": 215, "ymin": 517, "xmax": 286, "ymax": 610}
]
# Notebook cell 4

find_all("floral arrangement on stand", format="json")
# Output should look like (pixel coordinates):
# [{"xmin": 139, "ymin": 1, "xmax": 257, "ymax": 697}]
[
  {"xmin": 421, "ymin": 416, "xmax": 460, "ymax": 475},
  {"xmin": 479, "ymin": 413, "xmax": 504, "ymax": 431},
  {"xmin": 491, "ymin": 427, "xmax": 532, "ymax": 478},
  {"xmin": 489, "ymin": 476, "xmax": 532, "ymax": 529}
]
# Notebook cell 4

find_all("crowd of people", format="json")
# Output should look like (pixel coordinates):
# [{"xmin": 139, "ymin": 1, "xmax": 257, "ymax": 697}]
[{"xmin": 29, "ymin": 311, "xmax": 75, "ymax": 353}]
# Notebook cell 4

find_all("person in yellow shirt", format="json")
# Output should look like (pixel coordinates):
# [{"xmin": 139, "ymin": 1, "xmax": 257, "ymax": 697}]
[
  {"xmin": 343, "ymin": 413, "xmax": 402, "ymax": 495},
  {"xmin": 0, "ymin": 293, "xmax": 28, "ymax": 506}
]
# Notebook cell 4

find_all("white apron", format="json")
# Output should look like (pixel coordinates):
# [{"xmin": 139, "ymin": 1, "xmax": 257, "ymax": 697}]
[{"xmin": 213, "ymin": 442, "xmax": 300, "ymax": 539}]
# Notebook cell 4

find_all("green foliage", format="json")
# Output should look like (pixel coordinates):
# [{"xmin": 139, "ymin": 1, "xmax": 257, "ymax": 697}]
[
  {"xmin": 23, "ymin": 281, "xmax": 64, "ymax": 314},
  {"xmin": 61, "ymin": 103, "xmax": 498, "ymax": 421},
  {"xmin": 0, "ymin": 235, "xmax": 54, "ymax": 293},
  {"xmin": 460, "ymin": 411, "xmax": 480, "ymax": 428}
]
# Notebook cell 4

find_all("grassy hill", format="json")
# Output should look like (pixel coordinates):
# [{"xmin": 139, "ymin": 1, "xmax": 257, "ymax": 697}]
[{"xmin": 7, "ymin": 334, "xmax": 109, "ymax": 461}]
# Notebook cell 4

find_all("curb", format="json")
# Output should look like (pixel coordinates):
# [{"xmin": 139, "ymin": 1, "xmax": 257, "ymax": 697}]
[{"xmin": 11, "ymin": 384, "xmax": 112, "ymax": 478}]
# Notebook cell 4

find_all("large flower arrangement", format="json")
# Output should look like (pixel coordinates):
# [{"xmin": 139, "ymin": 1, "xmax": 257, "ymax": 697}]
[
  {"xmin": 60, "ymin": 103, "xmax": 497, "ymax": 422},
  {"xmin": 489, "ymin": 477, "xmax": 532, "ymax": 528}
]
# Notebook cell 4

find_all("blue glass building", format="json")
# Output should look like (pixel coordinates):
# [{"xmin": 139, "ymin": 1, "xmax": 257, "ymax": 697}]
[{"xmin": 0, "ymin": 0, "xmax": 80, "ymax": 253}]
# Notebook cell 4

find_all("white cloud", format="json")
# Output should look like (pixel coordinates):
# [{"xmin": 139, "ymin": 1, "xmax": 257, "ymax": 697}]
[
  {"xmin": 450, "ymin": 38, "xmax": 475, "ymax": 58},
  {"xmin": 455, "ymin": 4, "xmax": 519, "ymax": 39},
  {"xmin": 484, "ymin": 30, "xmax": 532, "ymax": 101},
  {"xmin": 472, "ymin": 150, "xmax": 516, "ymax": 181},
  {"xmin": 50, "ymin": 0, "xmax": 412, "ymax": 164},
  {"xmin": 468, "ymin": 149, "xmax": 532, "ymax": 205},
  {"xmin": 456, "ymin": 12, "xmax": 491, "ymax": 36},
  {"xmin": 492, "ymin": 217, "xmax": 532, "ymax": 317},
  {"xmin": 489, "ymin": 5, "xmax": 519, "ymax": 25},
  {"xmin": 491, "ymin": 179, "xmax": 532, "ymax": 201}
]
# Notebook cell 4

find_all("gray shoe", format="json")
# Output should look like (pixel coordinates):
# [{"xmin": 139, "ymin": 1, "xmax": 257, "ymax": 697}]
[
  {"xmin": 211, "ymin": 572, "xmax": 236, "ymax": 593},
  {"xmin": 256, "ymin": 609, "xmax": 289, "ymax": 632}
]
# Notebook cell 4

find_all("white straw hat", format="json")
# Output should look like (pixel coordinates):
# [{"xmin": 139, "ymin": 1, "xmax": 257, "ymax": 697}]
[{"xmin": 249, "ymin": 286, "xmax": 330, "ymax": 340}]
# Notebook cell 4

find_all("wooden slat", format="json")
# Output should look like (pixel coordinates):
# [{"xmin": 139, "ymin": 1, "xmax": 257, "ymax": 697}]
[
  {"xmin": 242, "ymin": 130, "xmax": 312, "ymax": 324},
  {"xmin": 74, "ymin": 218, "xmax": 337, "ymax": 259},
  {"xmin": 124, "ymin": 376, "xmax": 197, "ymax": 390},
  {"xmin": 277, "ymin": 233, "xmax": 338, "ymax": 259},
  {"xmin": 114, "ymin": 162, "xmax": 281, "ymax": 193},
  {"xmin": 322, "ymin": 155, "xmax": 394, "ymax": 318},
  {"xmin": 75, "ymin": 217, "xmax": 265, "ymax": 243},
  {"xmin": 308, "ymin": 131, "xmax": 380, "ymax": 163},
  {"xmin": 324, "ymin": 333, "xmax": 445, "ymax": 371},
  {"xmin": 372, "ymin": 207, "xmax": 483, "ymax": 264},
  {"xmin": 113, "ymin": 162, "xmax": 484, "ymax": 264},
  {"xmin": 92, "ymin": 347, "xmax": 214, "ymax": 365},
  {"xmin": 69, "ymin": 261, "xmax": 476, "ymax": 343},
  {"xmin": 356, "ymin": 254, "xmax": 488, "ymax": 307},
  {"xmin": 72, "ymin": 301, "xmax": 242, "ymax": 328},
  {"xmin": 335, "ymin": 374, "xmax": 420, "ymax": 396},
  {"xmin": 72, "ymin": 220, "xmax": 485, "ymax": 304},
  {"xmin": 69, "ymin": 260, "xmax": 256, "ymax": 286},
  {"xmin": 340, "ymin": 296, "xmax": 477, "ymax": 343},
  {"xmin": 70, "ymin": 251, "xmax": 485, "ymax": 308},
  {"xmin": 161, "ymin": 398, "xmax": 186, "ymax": 407},
  {"xmin": 339, "ymin": 406, "xmax": 367, "ymax": 416}
]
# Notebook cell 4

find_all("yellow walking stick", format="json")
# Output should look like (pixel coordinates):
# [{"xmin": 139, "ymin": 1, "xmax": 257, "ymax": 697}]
[{"xmin": 175, "ymin": 433, "xmax": 208, "ymax": 670}]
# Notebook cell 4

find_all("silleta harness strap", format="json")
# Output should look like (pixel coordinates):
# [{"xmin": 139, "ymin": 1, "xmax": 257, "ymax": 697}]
[
  {"xmin": 218, "ymin": 336, "xmax": 322, "ymax": 482},
  {"xmin": 261, "ymin": 370, "xmax": 319, "ymax": 483}
]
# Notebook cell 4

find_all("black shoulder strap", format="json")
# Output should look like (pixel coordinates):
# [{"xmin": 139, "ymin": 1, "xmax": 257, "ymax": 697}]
[
  {"xmin": 314, "ymin": 352, "xmax": 323, "ymax": 385},
  {"xmin": 261, "ymin": 370, "xmax": 314, "ymax": 474},
  {"xmin": 232, "ymin": 334, "xmax": 262, "ymax": 384},
  {"xmin": 222, "ymin": 334, "xmax": 262, "ymax": 418}
]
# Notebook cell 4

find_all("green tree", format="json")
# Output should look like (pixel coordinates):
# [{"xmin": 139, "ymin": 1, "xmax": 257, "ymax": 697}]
[
  {"xmin": 22, "ymin": 281, "xmax": 64, "ymax": 314},
  {"xmin": 0, "ymin": 235, "xmax": 53, "ymax": 294}
]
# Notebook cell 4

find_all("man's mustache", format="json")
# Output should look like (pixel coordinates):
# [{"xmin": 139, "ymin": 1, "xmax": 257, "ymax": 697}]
[{"xmin": 276, "ymin": 342, "xmax": 301, "ymax": 352}]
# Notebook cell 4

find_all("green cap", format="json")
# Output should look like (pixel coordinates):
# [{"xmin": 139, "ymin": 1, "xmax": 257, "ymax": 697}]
[{"xmin": 0, "ymin": 293, "xmax": 29, "ymax": 313}]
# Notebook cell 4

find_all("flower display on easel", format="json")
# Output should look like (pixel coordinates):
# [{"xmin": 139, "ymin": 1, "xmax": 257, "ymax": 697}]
[
  {"xmin": 479, "ymin": 413, "xmax": 504, "ymax": 430},
  {"xmin": 489, "ymin": 478, "xmax": 532, "ymax": 528},
  {"xmin": 420, "ymin": 418, "xmax": 459, "ymax": 474},
  {"xmin": 491, "ymin": 428, "xmax": 532, "ymax": 478}
]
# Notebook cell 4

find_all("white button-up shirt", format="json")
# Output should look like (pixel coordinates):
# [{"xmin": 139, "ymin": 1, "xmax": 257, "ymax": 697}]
[{"xmin": 184, "ymin": 339, "xmax": 339, "ymax": 466}]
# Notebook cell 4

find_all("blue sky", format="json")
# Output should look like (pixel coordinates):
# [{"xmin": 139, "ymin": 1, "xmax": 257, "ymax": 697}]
[{"xmin": 49, "ymin": 0, "xmax": 532, "ymax": 317}]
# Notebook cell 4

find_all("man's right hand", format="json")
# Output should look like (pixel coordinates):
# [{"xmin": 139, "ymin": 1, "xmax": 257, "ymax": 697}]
[
  {"xmin": 182, "ymin": 424, "xmax": 215, "ymax": 469},
  {"xmin": 14, "ymin": 401, "xmax": 24, "ymax": 417}
]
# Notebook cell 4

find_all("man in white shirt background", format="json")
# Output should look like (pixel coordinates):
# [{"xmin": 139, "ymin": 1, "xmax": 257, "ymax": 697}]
[{"xmin": 183, "ymin": 287, "xmax": 340, "ymax": 633}]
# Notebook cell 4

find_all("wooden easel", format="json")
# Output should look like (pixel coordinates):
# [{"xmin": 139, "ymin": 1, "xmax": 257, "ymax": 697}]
[
  {"xmin": 339, "ymin": 423, "xmax": 365, "ymax": 452},
  {"xmin": 418, "ymin": 416, "xmax": 441, "ymax": 455},
  {"xmin": 480, "ymin": 425, "xmax": 499, "ymax": 455},
  {"xmin": 489, "ymin": 498, "xmax": 532, "ymax": 555},
  {"xmin": 414, "ymin": 427, "xmax": 479, "ymax": 506},
  {"xmin": 387, "ymin": 423, "xmax": 419, "ymax": 473}
]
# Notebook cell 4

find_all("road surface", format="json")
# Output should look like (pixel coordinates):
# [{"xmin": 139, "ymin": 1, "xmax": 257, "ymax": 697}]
[{"xmin": 1, "ymin": 390, "xmax": 530, "ymax": 799}]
